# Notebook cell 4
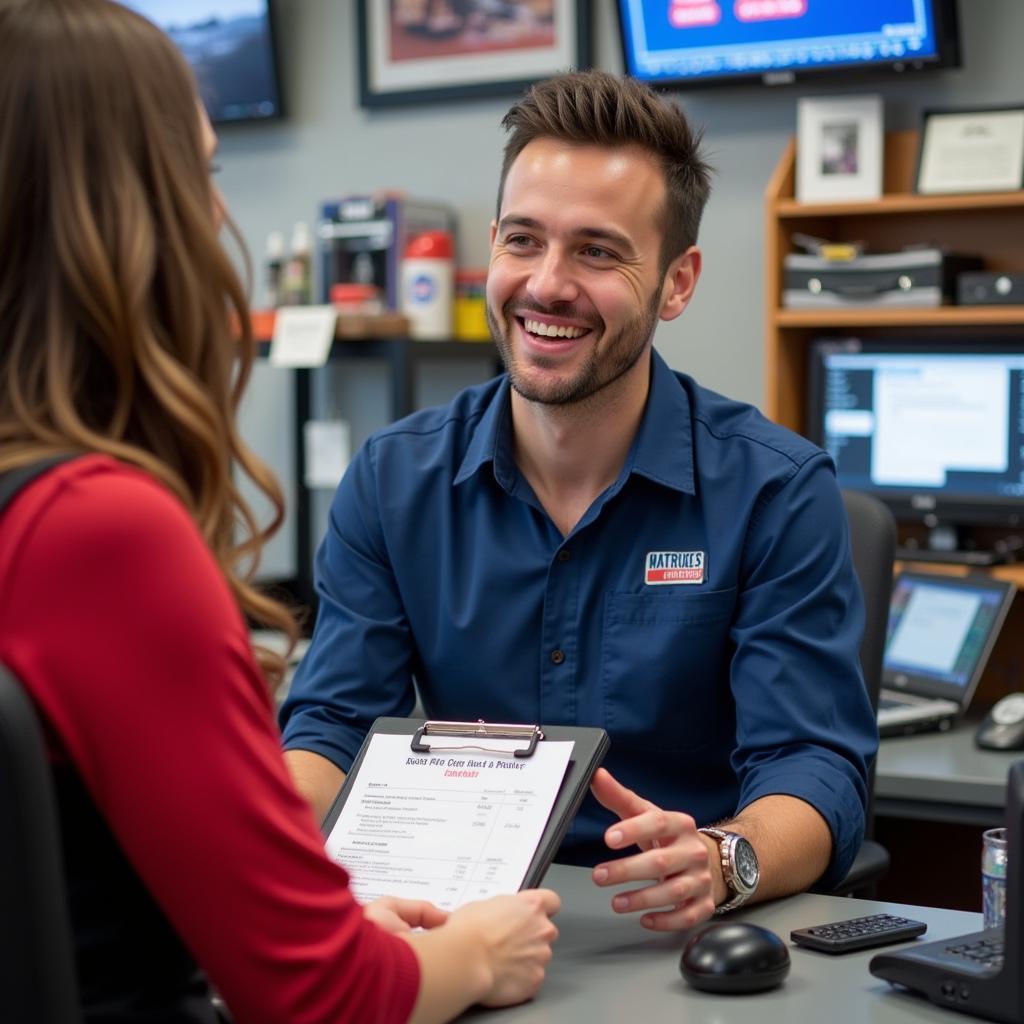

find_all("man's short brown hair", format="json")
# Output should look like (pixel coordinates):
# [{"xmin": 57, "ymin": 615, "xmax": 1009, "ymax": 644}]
[{"xmin": 497, "ymin": 69, "xmax": 713, "ymax": 274}]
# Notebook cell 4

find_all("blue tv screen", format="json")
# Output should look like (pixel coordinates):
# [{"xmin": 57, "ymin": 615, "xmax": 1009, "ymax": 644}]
[
  {"xmin": 617, "ymin": 0, "xmax": 959, "ymax": 88},
  {"xmin": 123, "ymin": 0, "xmax": 282, "ymax": 123}
]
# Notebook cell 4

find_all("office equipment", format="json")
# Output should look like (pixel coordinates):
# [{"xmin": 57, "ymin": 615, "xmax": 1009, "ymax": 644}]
[
  {"xmin": 806, "ymin": 339, "xmax": 1024, "ymax": 559},
  {"xmin": 792, "ymin": 913, "xmax": 927, "ymax": 954},
  {"xmin": 615, "ymin": 0, "xmax": 959, "ymax": 90},
  {"xmin": 680, "ymin": 921, "xmax": 790, "ymax": 994},
  {"xmin": 783, "ymin": 249, "xmax": 981, "ymax": 309},
  {"xmin": 958, "ymin": 272, "xmax": 1024, "ymax": 306},
  {"xmin": 322, "ymin": 718, "xmax": 608, "ymax": 899},
  {"xmin": 0, "ymin": 666, "xmax": 82, "ymax": 1024},
  {"xmin": 121, "ymin": 1, "xmax": 282, "ymax": 123},
  {"xmin": 870, "ymin": 761, "xmax": 1024, "ymax": 1023},
  {"xmin": 877, "ymin": 572, "xmax": 1016, "ymax": 738},
  {"xmin": 317, "ymin": 196, "xmax": 456, "ymax": 313},
  {"xmin": 976, "ymin": 694, "xmax": 1024, "ymax": 751}
]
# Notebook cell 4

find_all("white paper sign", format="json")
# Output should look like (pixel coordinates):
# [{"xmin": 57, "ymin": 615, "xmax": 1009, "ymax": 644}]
[
  {"xmin": 269, "ymin": 305, "xmax": 337, "ymax": 367},
  {"xmin": 325, "ymin": 733, "xmax": 574, "ymax": 910},
  {"xmin": 304, "ymin": 419, "xmax": 351, "ymax": 489}
]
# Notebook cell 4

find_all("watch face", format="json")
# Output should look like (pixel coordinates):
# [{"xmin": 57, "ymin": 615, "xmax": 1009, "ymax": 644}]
[{"xmin": 734, "ymin": 838, "xmax": 759, "ymax": 889}]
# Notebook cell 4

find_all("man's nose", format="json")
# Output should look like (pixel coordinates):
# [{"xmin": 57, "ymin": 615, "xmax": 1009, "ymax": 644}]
[{"xmin": 527, "ymin": 249, "xmax": 579, "ymax": 307}]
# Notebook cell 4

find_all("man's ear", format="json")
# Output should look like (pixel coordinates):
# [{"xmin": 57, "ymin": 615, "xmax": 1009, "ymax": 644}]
[{"xmin": 659, "ymin": 246, "xmax": 702, "ymax": 322}]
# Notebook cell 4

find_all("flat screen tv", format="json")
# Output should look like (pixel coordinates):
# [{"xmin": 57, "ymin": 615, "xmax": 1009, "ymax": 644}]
[
  {"xmin": 616, "ymin": 0, "xmax": 960, "ymax": 89},
  {"xmin": 806, "ymin": 338, "xmax": 1024, "ymax": 552},
  {"xmin": 123, "ymin": 0, "xmax": 282, "ymax": 123}
]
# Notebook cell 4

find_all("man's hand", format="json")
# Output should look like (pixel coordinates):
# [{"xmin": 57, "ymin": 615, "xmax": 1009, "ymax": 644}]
[
  {"xmin": 364, "ymin": 896, "xmax": 449, "ymax": 934},
  {"xmin": 589, "ymin": 767, "xmax": 718, "ymax": 932}
]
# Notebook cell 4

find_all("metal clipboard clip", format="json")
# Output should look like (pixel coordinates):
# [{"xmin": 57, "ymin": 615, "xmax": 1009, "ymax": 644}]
[{"xmin": 410, "ymin": 720, "xmax": 545, "ymax": 759}]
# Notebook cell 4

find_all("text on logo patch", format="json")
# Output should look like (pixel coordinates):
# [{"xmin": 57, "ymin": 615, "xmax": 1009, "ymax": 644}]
[{"xmin": 644, "ymin": 550, "xmax": 705, "ymax": 585}]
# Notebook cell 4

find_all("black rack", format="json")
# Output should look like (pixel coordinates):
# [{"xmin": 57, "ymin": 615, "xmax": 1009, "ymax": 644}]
[{"xmin": 256, "ymin": 336, "xmax": 501, "ymax": 615}]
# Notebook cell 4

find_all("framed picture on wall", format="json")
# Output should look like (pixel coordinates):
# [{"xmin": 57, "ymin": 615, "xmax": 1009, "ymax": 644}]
[
  {"xmin": 796, "ymin": 95, "xmax": 884, "ymax": 204},
  {"xmin": 916, "ymin": 106, "xmax": 1024, "ymax": 194},
  {"xmin": 356, "ymin": 1, "xmax": 590, "ymax": 109}
]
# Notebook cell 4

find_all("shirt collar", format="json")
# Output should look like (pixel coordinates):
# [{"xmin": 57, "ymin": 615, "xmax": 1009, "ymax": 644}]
[{"xmin": 453, "ymin": 348, "xmax": 695, "ymax": 495}]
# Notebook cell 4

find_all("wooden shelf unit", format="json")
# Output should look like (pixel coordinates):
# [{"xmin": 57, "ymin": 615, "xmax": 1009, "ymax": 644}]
[{"xmin": 764, "ymin": 130, "xmax": 1024, "ymax": 600}]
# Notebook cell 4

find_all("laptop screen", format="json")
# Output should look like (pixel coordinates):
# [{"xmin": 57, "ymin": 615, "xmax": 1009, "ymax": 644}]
[{"xmin": 883, "ymin": 571, "xmax": 1016, "ymax": 704}]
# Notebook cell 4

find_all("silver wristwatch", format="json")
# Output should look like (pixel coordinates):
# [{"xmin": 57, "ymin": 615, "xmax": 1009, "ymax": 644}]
[{"xmin": 698, "ymin": 827, "xmax": 760, "ymax": 914}]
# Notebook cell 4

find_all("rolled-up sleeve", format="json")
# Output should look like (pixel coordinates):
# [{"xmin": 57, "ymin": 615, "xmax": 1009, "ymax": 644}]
[{"xmin": 729, "ymin": 454, "xmax": 879, "ymax": 888}]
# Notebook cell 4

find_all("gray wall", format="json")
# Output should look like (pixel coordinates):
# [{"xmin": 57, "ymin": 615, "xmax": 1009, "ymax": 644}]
[{"xmin": 226, "ymin": 0, "xmax": 1024, "ymax": 577}]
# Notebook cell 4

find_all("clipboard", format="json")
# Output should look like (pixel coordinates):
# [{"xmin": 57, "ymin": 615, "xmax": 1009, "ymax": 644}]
[{"xmin": 321, "ymin": 717, "xmax": 609, "ymax": 890}]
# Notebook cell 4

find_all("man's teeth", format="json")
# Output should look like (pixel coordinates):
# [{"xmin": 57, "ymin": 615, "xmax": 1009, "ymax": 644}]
[{"xmin": 523, "ymin": 319, "xmax": 587, "ymax": 339}]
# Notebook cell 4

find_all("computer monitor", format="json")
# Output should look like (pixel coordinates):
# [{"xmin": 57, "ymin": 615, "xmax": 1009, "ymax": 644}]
[
  {"xmin": 122, "ymin": 1, "xmax": 283, "ymax": 124},
  {"xmin": 616, "ymin": 0, "xmax": 959, "ymax": 89},
  {"xmin": 806, "ymin": 338, "xmax": 1024, "ymax": 546}
]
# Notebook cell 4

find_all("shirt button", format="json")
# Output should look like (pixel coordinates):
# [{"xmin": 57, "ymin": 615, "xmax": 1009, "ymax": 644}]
[
  {"xmin": 557, "ymin": 549, "xmax": 571, "ymax": 563},
  {"xmin": 550, "ymin": 649, "xmax": 565, "ymax": 665}
]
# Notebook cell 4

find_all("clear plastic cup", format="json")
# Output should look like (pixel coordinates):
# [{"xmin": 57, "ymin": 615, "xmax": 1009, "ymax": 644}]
[{"xmin": 982, "ymin": 827, "xmax": 1008, "ymax": 929}]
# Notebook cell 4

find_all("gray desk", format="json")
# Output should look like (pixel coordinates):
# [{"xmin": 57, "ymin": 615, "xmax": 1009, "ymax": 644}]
[
  {"xmin": 876, "ymin": 723, "xmax": 1019, "ymax": 826},
  {"xmin": 462, "ymin": 864, "xmax": 981, "ymax": 1023}
]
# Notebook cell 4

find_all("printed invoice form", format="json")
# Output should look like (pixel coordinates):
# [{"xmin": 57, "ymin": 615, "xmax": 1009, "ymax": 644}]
[{"xmin": 324, "ymin": 733, "xmax": 574, "ymax": 909}]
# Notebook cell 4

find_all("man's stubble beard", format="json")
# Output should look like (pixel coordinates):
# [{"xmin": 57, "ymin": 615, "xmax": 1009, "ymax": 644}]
[{"xmin": 487, "ymin": 290, "xmax": 662, "ymax": 407}]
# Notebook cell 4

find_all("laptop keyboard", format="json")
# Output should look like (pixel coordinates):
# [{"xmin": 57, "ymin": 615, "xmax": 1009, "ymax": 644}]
[{"xmin": 945, "ymin": 937, "xmax": 1004, "ymax": 970}]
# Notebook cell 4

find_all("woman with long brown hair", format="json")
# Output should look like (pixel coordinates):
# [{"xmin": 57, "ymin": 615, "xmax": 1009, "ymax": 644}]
[{"xmin": 0, "ymin": 2, "xmax": 559, "ymax": 1021}]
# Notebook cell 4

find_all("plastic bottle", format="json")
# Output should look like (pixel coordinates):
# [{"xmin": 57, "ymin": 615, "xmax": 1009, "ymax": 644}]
[
  {"xmin": 400, "ymin": 230, "xmax": 454, "ymax": 340},
  {"xmin": 282, "ymin": 221, "xmax": 313, "ymax": 306},
  {"xmin": 263, "ymin": 230, "xmax": 285, "ymax": 308}
]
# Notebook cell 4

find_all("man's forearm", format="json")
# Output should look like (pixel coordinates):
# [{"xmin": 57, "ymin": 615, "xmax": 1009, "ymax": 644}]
[
  {"xmin": 700, "ymin": 794, "xmax": 833, "ymax": 906},
  {"xmin": 283, "ymin": 749, "xmax": 347, "ymax": 822}
]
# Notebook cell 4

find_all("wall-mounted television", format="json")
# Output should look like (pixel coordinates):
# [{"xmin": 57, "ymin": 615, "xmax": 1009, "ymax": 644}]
[
  {"xmin": 123, "ymin": 0, "xmax": 283, "ymax": 124},
  {"xmin": 616, "ymin": 0, "xmax": 960, "ymax": 89},
  {"xmin": 806, "ymin": 338, "xmax": 1024, "ymax": 557}
]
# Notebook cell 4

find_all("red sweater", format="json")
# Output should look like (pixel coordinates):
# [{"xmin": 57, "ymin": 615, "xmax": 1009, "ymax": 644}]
[{"xmin": 0, "ymin": 455, "xmax": 419, "ymax": 1023}]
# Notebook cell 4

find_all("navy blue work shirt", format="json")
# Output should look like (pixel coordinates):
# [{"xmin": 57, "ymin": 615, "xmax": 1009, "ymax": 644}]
[{"xmin": 280, "ymin": 349, "xmax": 878, "ymax": 887}]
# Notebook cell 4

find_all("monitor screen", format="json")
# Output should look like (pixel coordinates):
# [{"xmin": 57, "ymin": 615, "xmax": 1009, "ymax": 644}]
[
  {"xmin": 616, "ymin": 0, "xmax": 959, "ymax": 88},
  {"xmin": 806, "ymin": 339, "xmax": 1024, "ymax": 529},
  {"xmin": 123, "ymin": 1, "xmax": 282, "ymax": 123}
]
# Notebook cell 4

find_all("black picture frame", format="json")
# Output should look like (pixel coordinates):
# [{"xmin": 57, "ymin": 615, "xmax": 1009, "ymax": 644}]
[
  {"xmin": 915, "ymin": 104, "xmax": 1024, "ymax": 195},
  {"xmin": 356, "ymin": 1, "xmax": 591, "ymax": 110}
]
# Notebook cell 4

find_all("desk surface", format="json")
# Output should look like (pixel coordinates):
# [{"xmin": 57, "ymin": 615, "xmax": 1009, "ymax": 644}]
[
  {"xmin": 463, "ymin": 865, "xmax": 981, "ymax": 1023},
  {"xmin": 876, "ymin": 723, "xmax": 1019, "ymax": 824}
]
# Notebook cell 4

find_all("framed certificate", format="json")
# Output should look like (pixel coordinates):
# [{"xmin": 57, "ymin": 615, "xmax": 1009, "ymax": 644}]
[{"xmin": 916, "ymin": 106, "xmax": 1024, "ymax": 195}]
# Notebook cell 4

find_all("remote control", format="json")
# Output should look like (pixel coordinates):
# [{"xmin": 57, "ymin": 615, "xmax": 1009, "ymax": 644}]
[{"xmin": 790, "ymin": 913, "xmax": 927, "ymax": 954}]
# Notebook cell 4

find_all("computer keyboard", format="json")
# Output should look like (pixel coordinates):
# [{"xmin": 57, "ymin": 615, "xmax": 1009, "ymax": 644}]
[
  {"xmin": 945, "ymin": 937, "xmax": 1004, "ymax": 970},
  {"xmin": 895, "ymin": 546, "xmax": 1007, "ymax": 567}
]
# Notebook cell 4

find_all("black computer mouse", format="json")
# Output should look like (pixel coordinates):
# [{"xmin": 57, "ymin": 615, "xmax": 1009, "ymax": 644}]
[{"xmin": 680, "ymin": 921, "xmax": 791, "ymax": 994}]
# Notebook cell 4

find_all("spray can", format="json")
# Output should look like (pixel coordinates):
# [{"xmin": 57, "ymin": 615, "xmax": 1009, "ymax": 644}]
[
  {"xmin": 263, "ymin": 230, "xmax": 285, "ymax": 308},
  {"xmin": 282, "ymin": 221, "xmax": 313, "ymax": 306},
  {"xmin": 400, "ymin": 230, "xmax": 454, "ymax": 340}
]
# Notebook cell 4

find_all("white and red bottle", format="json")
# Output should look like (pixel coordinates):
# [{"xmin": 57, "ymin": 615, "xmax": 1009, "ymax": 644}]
[{"xmin": 400, "ymin": 230, "xmax": 454, "ymax": 340}]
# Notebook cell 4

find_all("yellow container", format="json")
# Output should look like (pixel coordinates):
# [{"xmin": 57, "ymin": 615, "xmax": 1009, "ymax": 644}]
[{"xmin": 454, "ymin": 269, "xmax": 490, "ymax": 341}]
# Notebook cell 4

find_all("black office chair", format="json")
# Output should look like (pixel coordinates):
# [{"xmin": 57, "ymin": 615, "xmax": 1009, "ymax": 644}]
[
  {"xmin": 828, "ymin": 490, "xmax": 896, "ymax": 897},
  {"xmin": 0, "ymin": 664, "xmax": 82, "ymax": 1023}
]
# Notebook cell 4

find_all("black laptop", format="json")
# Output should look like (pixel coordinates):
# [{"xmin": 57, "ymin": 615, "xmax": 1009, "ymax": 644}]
[
  {"xmin": 870, "ymin": 760, "xmax": 1023, "ymax": 1022},
  {"xmin": 877, "ymin": 572, "xmax": 1016, "ymax": 738}
]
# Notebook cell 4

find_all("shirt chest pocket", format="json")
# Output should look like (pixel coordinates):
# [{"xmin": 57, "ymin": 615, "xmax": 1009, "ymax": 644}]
[{"xmin": 600, "ymin": 587, "xmax": 737, "ymax": 754}]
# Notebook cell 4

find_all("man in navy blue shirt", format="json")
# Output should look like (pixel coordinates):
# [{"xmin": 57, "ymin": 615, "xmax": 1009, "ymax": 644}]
[{"xmin": 281, "ymin": 70, "xmax": 877, "ymax": 932}]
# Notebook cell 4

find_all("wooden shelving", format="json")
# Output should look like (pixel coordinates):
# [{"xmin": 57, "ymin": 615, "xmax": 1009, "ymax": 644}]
[{"xmin": 764, "ymin": 130, "xmax": 1024, "ymax": 662}]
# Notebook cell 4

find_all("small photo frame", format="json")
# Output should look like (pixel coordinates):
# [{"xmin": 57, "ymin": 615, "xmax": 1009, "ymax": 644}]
[
  {"xmin": 916, "ymin": 106, "xmax": 1024, "ymax": 195},
  {"xmin": 796, "ymin": 95, "xmax": 884, "ymax": 203}
]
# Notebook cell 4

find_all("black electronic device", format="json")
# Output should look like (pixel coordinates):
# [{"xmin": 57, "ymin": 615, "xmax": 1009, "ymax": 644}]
[
  {"xmin": 679, "ymin": 921, "xmax": 790, "ymax": 994},
  {"xmin": 615, "ymin": 0, "xmax": 959, "ymax": 90},
  {"xmin": 877, "ymin": 572, "xmax": 1016, "ymax": 738},
  {"xmin": 976, "ymin": 694, "xmax": 1024, "ymax": 751},
  {"xmin": 806, "ymin": 339, "xmax": 1024, "ymax": 557},
  {"xmin": 122, "ymin": 1, "xmax": 283, "ymax": 124},
  {"xmin": 958, "ymin": 273, "xmax": 1024, "ymax": 307},
  {"xmin": 791, "ymin": 913, "xmax": 927, "ymax": 955},
  {"xmin": 870, "ymin": 760, "xmax": 1024, "ymax": 1022}
]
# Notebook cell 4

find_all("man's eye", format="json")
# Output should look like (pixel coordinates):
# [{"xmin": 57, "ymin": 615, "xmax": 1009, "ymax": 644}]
[
  {"xmin": 583, "ymin": 245, "xmax": 611, "ymax": 259},
  {"xmin": 505, "ymin": 234, "xmax": 533, "ymax": 247}
]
